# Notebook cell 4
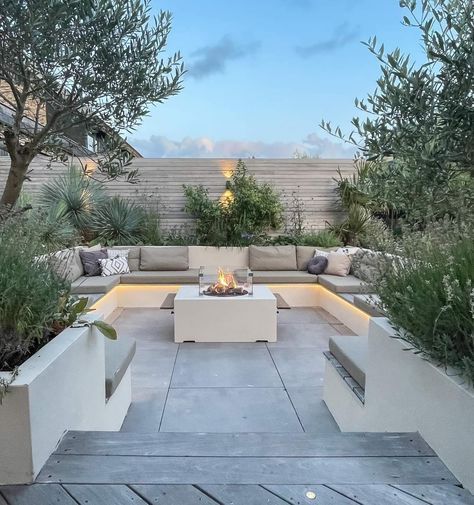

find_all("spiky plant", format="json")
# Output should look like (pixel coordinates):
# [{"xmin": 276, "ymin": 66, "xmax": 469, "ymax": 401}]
[
  {"xmin": 91, "ymin": 197, "xmax": 146, "ymax": 245},
  {"xmin": 39, "ymin": 166, "xmax": 106, "ymax": 235}
]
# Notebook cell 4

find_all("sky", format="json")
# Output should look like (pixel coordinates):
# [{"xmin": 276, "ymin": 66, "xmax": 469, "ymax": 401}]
[{"xmin": 130, "ymin": 0, "xmax": 425, "ymax": 159}]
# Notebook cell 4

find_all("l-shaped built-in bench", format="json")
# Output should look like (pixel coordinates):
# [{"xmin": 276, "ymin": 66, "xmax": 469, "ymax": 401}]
[{"xmin": 66, "ymin": 245, "xmax": 383, "ymax": 410}]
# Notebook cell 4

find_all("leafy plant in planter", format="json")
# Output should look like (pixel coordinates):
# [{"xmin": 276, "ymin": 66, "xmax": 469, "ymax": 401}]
[
  {"xmin": 184, "ymin": 160, "xmax": 284, "ymax": 246},
  {"xmin": 0, "ymin": 216, "xmax": 116, "ymax": 402},
  {"xmin": 374, "ymin": 223, "xmax": 474, "ymax": 385}
]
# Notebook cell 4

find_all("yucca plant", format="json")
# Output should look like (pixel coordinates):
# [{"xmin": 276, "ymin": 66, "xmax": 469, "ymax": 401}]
[
  {"xmin": 39, "ymin": 166, "xmax": 106, "ymax": 236},
  {"xmin": 91, "ymin": 196, "xmax": 146, "ymax": 245}
]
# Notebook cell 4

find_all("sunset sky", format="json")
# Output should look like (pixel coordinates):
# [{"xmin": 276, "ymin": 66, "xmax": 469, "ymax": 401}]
[{"xmin": 131, "ymin": 0, "xmax": 424, "ymax": 158}]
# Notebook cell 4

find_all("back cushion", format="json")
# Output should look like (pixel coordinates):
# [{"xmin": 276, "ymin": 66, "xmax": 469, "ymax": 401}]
[
  {"xmin": 140, "ymin": 246, "xmax": 189, "ymax": 271},
  {"xmin": 52, "ymin": 244, "xmax": 102, "ymax": 282},
  {"xmin": 110, "ymin": 246, "xmax": 141, "ymax": 271},
  {"xmin": 249, "ymin": 245, "xmax": 297, "ymax": 271},
  {"xmin": 296, "ymin": 246, "xmax": 339, "ymax": 271}
]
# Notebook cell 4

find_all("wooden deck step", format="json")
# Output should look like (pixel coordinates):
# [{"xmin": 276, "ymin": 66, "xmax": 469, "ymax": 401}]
[
  {"xmin": 35, "ymin": 431, "xmax": 456, "ymax": 486},
  {"xmin": 2, "ymin": 431, "xmax": 473, "ymax": 504},
  {"xmin": 54, "ymin": 431, "xmax": 435, "ymax": 457}
]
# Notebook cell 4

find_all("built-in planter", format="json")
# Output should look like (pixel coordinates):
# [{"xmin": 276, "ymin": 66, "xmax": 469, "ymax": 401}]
[
  {"xmin": 0, "ymin": 314, "xmax": 131, "ymax": 484},
  {"xmin": 325, "ymin": 317, "xmax": 474, "ymax": 493}
]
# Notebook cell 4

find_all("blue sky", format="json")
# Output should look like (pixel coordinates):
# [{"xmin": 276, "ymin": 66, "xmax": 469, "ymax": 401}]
[{"xmin": 131, "ymin": 0, "xmax": 424, "ymax": 158}]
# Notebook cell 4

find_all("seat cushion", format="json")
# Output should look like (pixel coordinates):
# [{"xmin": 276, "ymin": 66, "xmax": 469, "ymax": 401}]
[
  {"xmin": 71, "ymin": 275, "xmax": 121, "ymax": 294},
  {"xmin": 140, "ymin": 246, "xmax": 189, "ymax": 271},
  {"xmin": 353, "ymin": 294, "xmax": 384, "ymax": 317},
  {"xmin": 329, "ymin": 335, "xmax": 367, "ymax": 388},
  {"xmin": 251, "ymin": 270, "xmax": 317, "ymax": 283},
  {"xmin": 121, "ymin": 269, "xmax": 200, "ymax": 284},
  {"xmin": 318, "ymin": 274, "xmax": 368, "ymax": 294},
  {"xmin": 104, "ymin": 337, "xmax": 136, "ymax": 398}
]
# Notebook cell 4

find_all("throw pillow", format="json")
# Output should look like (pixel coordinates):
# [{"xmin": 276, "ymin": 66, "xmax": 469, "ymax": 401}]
[
  {"xmin": 99, "ymin": 256, "xmax": 130, "ymax": 276},
  {"xmin": 307, "ymin": 255, "xmax": 328, "ymax": 275},
  {"xmin": 324, "ymin": 252, "xmax": 352, "ymax": 277},
  {"xmin": 79, "ymin": 249, "xmax": 108, "ymax": 277},
  {"xmin": 108, "ymin": 249, "xmax": 130, "ymax": 259},
  {"xmin": 314, "ymin": 248, "xmax": 330, "ymax": 258}
]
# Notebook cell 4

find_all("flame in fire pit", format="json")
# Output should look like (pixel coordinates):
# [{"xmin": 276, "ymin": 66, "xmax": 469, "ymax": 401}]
[{"xmin": 204, "ymin": 267, "xmax": 248, "ymax": 296}]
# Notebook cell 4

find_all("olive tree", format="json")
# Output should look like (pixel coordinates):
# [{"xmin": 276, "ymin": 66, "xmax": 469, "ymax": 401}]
[
  {"xmin": 0, "ymin": 0, "xmax": 184, "ymax": 208},
  {"xmin": 322, "ymin": 0, "xmax": 474, "ymax": 222}
]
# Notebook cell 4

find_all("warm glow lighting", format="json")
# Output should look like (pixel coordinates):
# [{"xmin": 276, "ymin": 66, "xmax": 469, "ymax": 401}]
[
  {"xmin": 219, "ymin": 160, "xmax": 236, "ymax": 179},
  {"xmin": 219, "ymin": 189, "xmax": 234, "ymax": 207},
  {"xmin": 305, "ymin": 491, "xmax": 317, "ymax": 500}
]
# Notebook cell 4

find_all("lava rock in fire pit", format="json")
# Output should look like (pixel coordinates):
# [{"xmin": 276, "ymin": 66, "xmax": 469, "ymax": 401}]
[{"xmin": 203, "ymin": 286, "xmax": 248, "ymax": 297}]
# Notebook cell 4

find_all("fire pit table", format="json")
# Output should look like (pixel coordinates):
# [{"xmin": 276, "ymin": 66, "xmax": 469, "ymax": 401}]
[{"xmin": 174, "ymin": 267, "xmax": 277, "ymax": 343}]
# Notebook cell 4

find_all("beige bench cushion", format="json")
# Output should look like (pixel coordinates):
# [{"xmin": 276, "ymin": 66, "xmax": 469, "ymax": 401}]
[
  {"xmin": 71, "ymin": 275, "xmax": 121, "ymax": 294},
  {"xmin": 140, "ymin": 246, "xmax": 189, "ymax": 271},
  {"xmin": 318, "ymin": 274, "xmax": 367, "ymax": 294},
  {"xmin": 105, "ymin": 337, "xmax": 136, "ymax": 398},
  {"xmin": 249, "ymin": 245, "xmax": 297, "ymax": 271},
  {"xmin": 121, "ymin": 269, "xmax": 199, "ymax": 284},
  {"xmin": 353, "ymin": 294, "xmax": 384, "ymax": 317},
  {"xmin": 252, "ymin": 270, "xmax": 317, "ymax": 283},
  {"xmin": 108, "ymin": 246, "xmax": 141, "ymax": 271},
  {"xmin": 329, "ymin": 335, "xmax": 367, "ymax": 388}
]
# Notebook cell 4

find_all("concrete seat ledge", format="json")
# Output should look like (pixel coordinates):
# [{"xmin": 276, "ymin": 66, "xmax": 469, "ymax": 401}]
[{"xmin": 325, "ymin": 335, "xmax": 368, "ymax": 404}]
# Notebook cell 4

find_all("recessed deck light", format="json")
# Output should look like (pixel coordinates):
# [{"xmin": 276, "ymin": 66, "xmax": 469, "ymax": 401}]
[{"xmin": 305, "ymin": 490, "xmax": 317, "ymax": 500}]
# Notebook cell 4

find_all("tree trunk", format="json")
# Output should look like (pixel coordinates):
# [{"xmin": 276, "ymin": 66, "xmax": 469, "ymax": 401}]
[
  {"xmin": 0, "ymin": 130, "xmax": 31, "ymax": 209},
  {"xmin": 0, "ymin": 156, "xmax": 30, "ymax": 208}
]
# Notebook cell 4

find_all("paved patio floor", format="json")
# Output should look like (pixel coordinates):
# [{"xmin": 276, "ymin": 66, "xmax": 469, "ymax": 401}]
[{"xmin": 114, "ymin": 307, "xmax": 350, "ymax": 434}]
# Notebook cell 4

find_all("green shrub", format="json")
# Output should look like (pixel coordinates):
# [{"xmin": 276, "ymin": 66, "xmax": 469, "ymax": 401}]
[
  {"xmin": 375, "ymin": 227, "xmax": 474, "ymax": 385},
  {"xmin": 40, "ymin": 165, "xmax": 106, "ymax": 237},
  {"xmin": 271, "ymin": 230, "xmax": 342, "ymax": 247},
  {"xmin": 184, "ymin": 160, "xmax": 283, "ymax": 246},
  {"xmin": 91, "ymin": 197, "xmax": 146, "ymax": 245},
  {"xmin": 0, "ymin": 216, "xmax": 69, "ymax": 371}
]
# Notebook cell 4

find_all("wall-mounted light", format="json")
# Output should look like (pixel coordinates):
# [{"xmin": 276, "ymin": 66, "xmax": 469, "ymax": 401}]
[{"xmin": 220, "ymin": 160, "xmax": 236, "ymax": 179}]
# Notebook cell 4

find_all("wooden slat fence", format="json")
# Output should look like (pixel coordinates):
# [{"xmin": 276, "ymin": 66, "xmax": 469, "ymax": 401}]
[{"xmin": 0, "ymin": 157, "xmax": 354, "ymax": 231}]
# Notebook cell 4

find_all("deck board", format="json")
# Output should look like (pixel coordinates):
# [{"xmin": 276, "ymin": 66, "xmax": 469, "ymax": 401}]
[
  {"xmin": 0, "ymin": 484, "xmax": 76, "ymax": 505},
  {"xmin": 264, "ymin": 484, "xmax": 359, "ymax": 504},
  {"xmin": 130, "ymin": 485, "xmax": 219, "ymax": 504},
  {"xmin": 393, "ymin": 484, "xmax": 474, "ymax": 505},
  {"xmin": 199, "ymin": 484, "xmax": 291, "ymax": 504},
  {"xmin": 37, "ymin": 454, "xmax": 456, "ymax": 485},
  {"xmin": 64, "ymin": 484, "xmax": 148, "ymax": 505},
  {"xmin": 56, "ymin": 431, "xmax": 435, "ymax": 457},
  {"xmin": 328, "ymin": 484, "xmax": 430, "ymax": 504}
]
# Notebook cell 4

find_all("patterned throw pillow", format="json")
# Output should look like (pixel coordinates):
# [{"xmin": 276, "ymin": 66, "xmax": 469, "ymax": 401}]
[
  {"xmin": 313, "ymin": 248, "xmax": 330, "ymax": 258},
  {"xmin": 107, "ymin": 249, "xmax": 130, "ymax": 259},
  {"xmin": 99, "ymin": 257, "xmax": 130, "ymax": 276}
]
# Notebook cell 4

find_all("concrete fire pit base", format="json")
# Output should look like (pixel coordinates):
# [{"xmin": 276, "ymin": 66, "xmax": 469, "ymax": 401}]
[{"xmin": 174, "ymin": 285, "xmax": 277, "ymax": 343}]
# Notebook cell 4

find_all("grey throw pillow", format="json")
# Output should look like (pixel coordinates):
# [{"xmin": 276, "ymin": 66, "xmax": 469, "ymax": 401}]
[
  {"xmin": 307, "ymin": 255, "xmax": 328, "ymax": 275},
  {"xmin": 79, "ymin": 249, "xmax": 108, "ymax": 277}
]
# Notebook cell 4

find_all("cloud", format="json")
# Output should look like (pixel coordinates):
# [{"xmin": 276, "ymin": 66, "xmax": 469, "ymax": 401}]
[
  {"xmin": 131, "ymin": 133, "xmax": 355, "ymax": 159},
  {"xmin": 295, "ymin": 23, "xmax": 359, "ymax": 57},
  {"xmin": 188, "ymin": 36, "xmax": 261, "ymax": 79}
]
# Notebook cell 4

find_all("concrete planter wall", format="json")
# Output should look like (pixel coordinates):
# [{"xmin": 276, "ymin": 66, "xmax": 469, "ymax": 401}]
[
  {"xmin": 325, "ymin": 317, "xmax": 474, "ymax": 493},
  {"xmin": 0, "ymin": 314, "xmax": 130, "ymax": 484}
]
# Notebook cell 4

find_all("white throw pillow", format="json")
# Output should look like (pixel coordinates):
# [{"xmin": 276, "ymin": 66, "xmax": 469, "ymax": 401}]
[
  {"xmin": 99, "ymin": 257, "xmax": 130, "ymax": 276},
  {"xmin": 107, "ymin": 249, "xmax": 130, "ymax": 259},
  {"xmin": 313, "ymin": 248, "xmax": 330, "ymax": 258},
  {"xmin": 337, "ymin": 246, "xmax": 360, "ymax": 256},
  {"xmin": 324, "ymin": 252, "xmax": 352, "ymax": 277}
]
